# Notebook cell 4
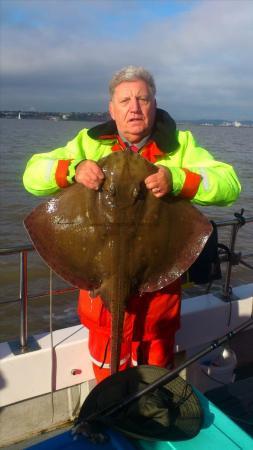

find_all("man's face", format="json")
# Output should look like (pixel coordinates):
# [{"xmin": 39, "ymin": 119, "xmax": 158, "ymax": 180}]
[{"xmin": 109, "ymin": 80, "xmax": 156, "ymax": 143}]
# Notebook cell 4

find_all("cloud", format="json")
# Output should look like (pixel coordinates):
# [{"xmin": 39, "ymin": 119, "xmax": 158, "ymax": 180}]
[{"xmin": 1, "ymin": 0, "xmax": 253, "ymax": 119}]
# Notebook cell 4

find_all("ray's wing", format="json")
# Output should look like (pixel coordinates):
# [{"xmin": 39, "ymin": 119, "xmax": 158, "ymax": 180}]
[
  {"xmin": 24, "ymin": 183, "xmax": 109, "ymax": 291},
  {"xmin": 129, "ymin": 194, "xmax": 212, "ymax": 293}
]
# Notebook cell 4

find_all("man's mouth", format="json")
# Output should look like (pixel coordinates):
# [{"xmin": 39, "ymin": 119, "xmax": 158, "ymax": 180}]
[{"xmin": 128, "ymin": 118, "xmax": 143, "ymax": 122}]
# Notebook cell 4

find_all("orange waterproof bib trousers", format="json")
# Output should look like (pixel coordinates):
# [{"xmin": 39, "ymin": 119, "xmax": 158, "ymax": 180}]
[{"xmin": 78, "ymin": 279, "xmax": 181, "ymax": 382}]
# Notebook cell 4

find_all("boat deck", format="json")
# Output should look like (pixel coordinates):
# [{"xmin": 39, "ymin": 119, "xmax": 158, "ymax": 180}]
[{"xmin": 206, "ymin": 376, "xmax": 253, "ymax": 438}]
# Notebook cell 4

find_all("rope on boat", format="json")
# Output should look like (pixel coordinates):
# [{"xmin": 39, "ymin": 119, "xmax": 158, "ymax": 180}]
[
  {"xmin": 49, "ymin": 268, "xmax": 55, "ymax": 423},
  {"xmin": 48, "ymin": 269, "xmax": 78, "ymax": 422}
]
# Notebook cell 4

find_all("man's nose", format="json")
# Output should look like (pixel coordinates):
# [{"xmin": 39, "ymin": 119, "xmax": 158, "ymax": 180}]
[{"xmin": 129, "ymin": 97, "xmax": 141, "ymax": 112}]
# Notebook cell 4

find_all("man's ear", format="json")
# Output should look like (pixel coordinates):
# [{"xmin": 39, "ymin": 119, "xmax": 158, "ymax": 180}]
[{"xmin": 109, "ymin": 101, "xmax": 115, "ymax": 120}]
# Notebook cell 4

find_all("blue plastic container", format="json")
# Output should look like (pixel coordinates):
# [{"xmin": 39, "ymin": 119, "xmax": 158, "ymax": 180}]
[{"xmin": 26, "ymin": 427, "xmax": 136, "ymax": 450}]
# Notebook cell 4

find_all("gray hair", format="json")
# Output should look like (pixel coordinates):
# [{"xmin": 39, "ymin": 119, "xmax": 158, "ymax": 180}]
[{"xmin": 109, "ymin": 66, "xmax": 156, "ymax": 98}]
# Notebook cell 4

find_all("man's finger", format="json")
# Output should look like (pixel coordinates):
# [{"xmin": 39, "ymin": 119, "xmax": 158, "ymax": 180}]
[{"xmin": 89, "ymin": 165, "xmax": 105, "ymax": 180}]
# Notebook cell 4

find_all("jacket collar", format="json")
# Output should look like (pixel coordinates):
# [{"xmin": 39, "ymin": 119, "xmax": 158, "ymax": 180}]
[{"xmin": 87, "ymin": 108, "xmax": 179, "ymax": 154}]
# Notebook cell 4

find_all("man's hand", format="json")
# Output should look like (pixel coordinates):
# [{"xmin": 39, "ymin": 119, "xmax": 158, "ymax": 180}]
[
  {"xmin": 145, "ymin": 165, "xmax": 172, "ymax": 198},
  {"xmin": 75, "ymin": 160, "xmax": 104, "ymax": 190}
]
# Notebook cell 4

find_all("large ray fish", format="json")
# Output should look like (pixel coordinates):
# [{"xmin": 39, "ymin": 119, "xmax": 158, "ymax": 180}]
[{"xmin": 24, "ymin": 150, "xmax": 212, "ymax": 374}]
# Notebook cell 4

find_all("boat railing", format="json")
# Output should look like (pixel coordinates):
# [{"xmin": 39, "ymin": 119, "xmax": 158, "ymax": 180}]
[
  {"xmin": 0, "ymin": 244, "xmax": 78, "ymax": 353},
  {"xmin": 0, "ymin": 213, "xmax": 252, "ymax": 353},
  {"xmin": 215, "ymin": 212, "xmax": 253, "ymax": 300}
]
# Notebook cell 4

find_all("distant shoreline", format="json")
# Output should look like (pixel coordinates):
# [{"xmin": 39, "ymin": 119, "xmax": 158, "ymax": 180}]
[
  {"xmin": 0, "ymin": 111, "xmax": 252, "ymax": 127},
  {"xmin": 0, "ymin": 110, "xmax": 109, "ymax": 122}
]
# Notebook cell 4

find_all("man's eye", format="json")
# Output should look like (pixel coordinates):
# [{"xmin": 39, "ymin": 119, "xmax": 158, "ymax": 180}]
[
  {"xmin": 120, "ymin": 98, "xmax": 129, "ymax": 104},
  {"xmin": 139, "ymin": 97, "xmax": 149, "ymax": 104}
]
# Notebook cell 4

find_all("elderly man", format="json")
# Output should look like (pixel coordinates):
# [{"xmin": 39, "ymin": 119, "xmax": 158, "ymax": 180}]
[{"xmin": 23, "ymin": 66, "xmax": 241, "ymax": 382}]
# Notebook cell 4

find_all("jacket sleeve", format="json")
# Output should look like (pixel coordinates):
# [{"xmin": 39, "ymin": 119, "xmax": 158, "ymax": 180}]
[
  {"xmin": 23, "ymin": 130, "xmax": 87, "ymax": 196},
  {"xmin": 161, "ymin": 130, "xmax": 241, "ymax": 206}
]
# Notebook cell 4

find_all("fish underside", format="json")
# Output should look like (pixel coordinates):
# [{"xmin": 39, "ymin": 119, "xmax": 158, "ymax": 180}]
[{"xmin": 24, "ymin": 150, "xmax": 212, "ymax": 374}]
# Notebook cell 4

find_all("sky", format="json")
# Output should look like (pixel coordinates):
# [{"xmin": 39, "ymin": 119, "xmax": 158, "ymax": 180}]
[{"xmin": 1, "ymin": 0, "xmax": 253, "ymax": 120}]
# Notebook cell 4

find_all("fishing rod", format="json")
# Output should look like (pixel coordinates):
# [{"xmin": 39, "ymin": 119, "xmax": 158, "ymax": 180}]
[{"xmin": 84, "ymin": 317, "xmax": 253, "ymax": 422}]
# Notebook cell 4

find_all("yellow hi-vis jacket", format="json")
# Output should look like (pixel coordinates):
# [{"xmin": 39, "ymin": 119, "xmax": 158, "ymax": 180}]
[{"xmin": 23, "ymin": 109, "xmax": 241, "ymax": 206}]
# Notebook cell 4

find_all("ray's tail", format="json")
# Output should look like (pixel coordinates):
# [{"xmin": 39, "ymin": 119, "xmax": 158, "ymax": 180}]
[
  {"xmin": 110, "ymin": 295, "xmax": 125, "ymax": 374},
  {"xmin": 109, "ymin": 225, "xmax": 131, "ymax": 375}
]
